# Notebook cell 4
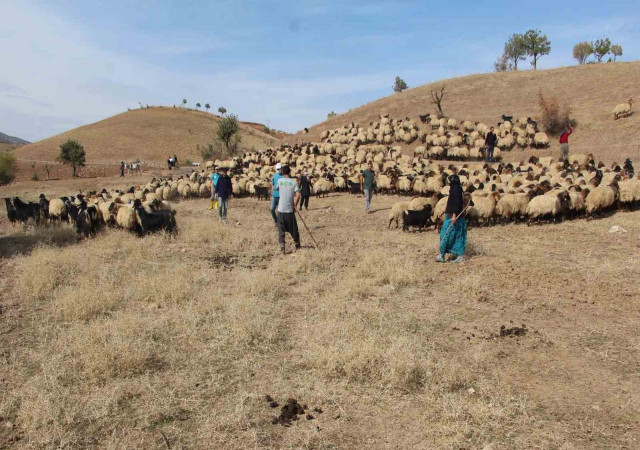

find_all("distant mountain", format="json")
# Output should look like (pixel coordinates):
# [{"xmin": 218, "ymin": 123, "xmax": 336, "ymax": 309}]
[{"xmin": 0, "ymin": 131, "xmax": 30, "ymax": 146}]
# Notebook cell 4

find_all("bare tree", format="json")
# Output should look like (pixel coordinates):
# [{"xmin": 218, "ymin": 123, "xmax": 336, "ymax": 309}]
[
  {"xmin": 44, "ymin": 164, "xmax": 51, "ymax": 180},
  {"xmin": 430, "ymin": 86, "xmax": 446, "ymax": 118}
]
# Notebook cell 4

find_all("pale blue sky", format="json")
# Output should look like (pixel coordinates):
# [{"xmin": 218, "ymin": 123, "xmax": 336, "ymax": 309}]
[{"xmin": 1, "ymin": 0, "xmax": 638, "ymax": 141}]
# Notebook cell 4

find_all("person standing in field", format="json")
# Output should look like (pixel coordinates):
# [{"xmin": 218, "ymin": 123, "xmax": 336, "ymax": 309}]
[
  {"xmin": 485, "ymin": 127, "xmax": 497, "ymax": 163},
  {"xmin": 437, "ymin": 174, "xmax": 467, "ymax": 263},
  {"xmin": 276, "ymin": 165, "xmax": 301, "ymax": 254},
  {"xmin": 215, "ymin": 167, "xmax": 232, "ymax": 223},
  {"xmin": 120, "ymin": 161, "xmax": 125, "ymax": 177},
  {"xmin": 269, "ymin": 163, "xmax": 283, "ymax": 226},
  {"xmin": 360, "ymin": 161, "xmax": 375, "ymax": 214},
  {"xmin": 559, "ymin": 125, "xmax": 573, "ymax": 161},
  {"xmin": 298, "ymin": 171, "xmax": 311, "ymax": 211},
  {"xmin": 209, "ymin": 166, "xmax": 220, "ymax": 210}
]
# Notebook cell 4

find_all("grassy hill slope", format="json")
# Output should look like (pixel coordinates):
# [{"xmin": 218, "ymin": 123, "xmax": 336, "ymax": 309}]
[
  {"xmin": 15, "ymin": 107, "xmax": 281, "ymax": 165},
  {"xmin": 292, "ymin": 62, "xmax": 640, "ymax": 163}
]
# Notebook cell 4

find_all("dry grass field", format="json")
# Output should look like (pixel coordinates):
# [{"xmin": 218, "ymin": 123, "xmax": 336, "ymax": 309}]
[
  {"xmin": 1, "ymin": 172, "xmax": 639, "ymax": 449},
  {"xmin": 15, "ymin": 107, "xmax": 281, "ymax": 167},
  {"xmin": 293, "ymin": 62, "xmax": 640, "ymax": 164}
]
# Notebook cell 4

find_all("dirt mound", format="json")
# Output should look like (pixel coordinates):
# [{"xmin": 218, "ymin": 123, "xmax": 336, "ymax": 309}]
[
  {"xmin": 291, "ymin": 62, "xmax": 640, "ymax": 163},
  {"xmin": 264, "ymin": 396, "xmax": 322, "ymax": 426},
  {"xmin": 15, "ymin": 107, "xmax": 281, "ymax": 167}
]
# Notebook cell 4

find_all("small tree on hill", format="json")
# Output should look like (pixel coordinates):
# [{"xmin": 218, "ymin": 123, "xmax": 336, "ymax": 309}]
[
  {"xmin": 205, "ymin": 103, "xmax": 210, "ymax": 112},
  {"xmin": 182, "ymin": 98, "xmax": 187, "ymax": 107},
  {"xmin": 573, "ymin": 41, "xmax": 594, "ymax": 64},
  {"xmin": 430, "ymin": 86, "xmax": 446, "ymax": 119},
  {"xmin": 327, "ymin": 111, "xmax": 337, "ymax": 119},
  {"xmin": 611, "ymin": 44, "xmax": 622, "ymax": 61},
  {"xmin": 200, "ymin": 144, "xmax": 214, "ymax": 161},
  {"xmin": 523, "ymin": 29, "xmax": 551, "ymax": 70},
  {"xmin": 195, "ymin": 102, "xmax": 201, "ymax": 110},
  {"xmin": 494, "ymin": 54, "xmax": 512, "ymax": 72},
  {"xmin": 57, "ymin": 139, "xmax": 86, "ymax": 177},
  {"xmin": 592, "ymin": 38, "xmax": 611, "ymax": 62},
  {"xmin": 218, "ymin": 106, "xmax": 227, "ymax": 116},
  {"xmin": 216, "ymin": 114, "xmax": 241, "ymax": 154},
  {"xmin": 504, "ymin": 33, "xmax": 527, "ymax": 70},
  {"xmin": 392, "ymin": 76, "xmax": 408, "ymax": 93},
  {"xmin": 0, "ymin": 153, "xmax": 16, "ymax": 185}
]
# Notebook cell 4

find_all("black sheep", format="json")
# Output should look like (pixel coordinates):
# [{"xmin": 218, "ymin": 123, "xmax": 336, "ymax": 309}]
[
  {"xmin": 254, "ymin": 185, "xmax": 270, "ymax": 201},
  {"xmin": 402, "ymin": 205, "xmax": 433, "ymax": 232},
  {"xmin": 4, "ymin": 198, "xmax": 17, "ymax": 224},
  {"xmin": 501, "ymin": 114, "xmax": 513, "ymax": 123},
  {"xmin": 12, "ymin": 197, "xmax": 41, "ymax": 224},
  {"xmin": 39, "ymin": 194, "xmax": 50, "ymax": 221},
  {"xmin": 347, "ymin": 180, "xmax": 361, "ymax": 195},
  {"xmin": 75, "ymin": 202, "xmax": 100, "ymax": 238},
  {"xmin": 133, "ymin": 199, "xmax": 176, "ymax": 234}
]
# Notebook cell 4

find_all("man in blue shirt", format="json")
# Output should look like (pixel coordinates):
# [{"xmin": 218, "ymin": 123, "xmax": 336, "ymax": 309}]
[
  {"xmin": 209, "ymin": 167, "xmax": 220, "ymax": 210},
  {"xmin": 269, "ymin": 163, "xmax": 283, "ymax": 226}
]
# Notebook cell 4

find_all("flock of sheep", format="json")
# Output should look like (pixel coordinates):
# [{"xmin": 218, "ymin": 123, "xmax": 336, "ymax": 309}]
[
  {"xmin": 4, "ymin": 107, "xmax": 638, "ymax": 237},
  {"xmin": 315, "ymin": 113, "xmax": 550, "ymax": 161}
]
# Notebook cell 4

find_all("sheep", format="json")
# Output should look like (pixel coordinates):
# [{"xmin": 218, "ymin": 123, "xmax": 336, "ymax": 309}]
[
  {"xmin": 613, "ymin": 98, "xmax": 633, "ymax": 120},
  {"xmin": 402, "ymin": 205, "xmax": 433, "ymax": 232},
  {"xmin": 585, "ymin": 181, "xmax": 619, "ymax": 217},
  {"xmin": 48, "ymin": 198, "xmax": 68, "ymax": 223},
  {"xmin": 526, "ymin": 192, "xmax": 571, "ymax": 224},
  {"xmin": 569, "ymin": 153, "xmax": 594, "ymax": 166},
  {"xmin": 495, "ymin": 193, "xmax": 530, "ymax": 223},
  {"xmin": 388, "ymin": 201, "xmax": 410, "ymax": 229},
  {"xmin": 97, "ymin": 201, "xmax": 117, "ymax": 226},
  {"xmin": 618, "ymin": 178, "xmax": 640, "ymax": 208},
  {"xmin": 115, "ymin": 204, "xmax": 138, "ymax": 231},
  {"xmin": 467, "ymin": 192, "xmax": 499, "ymax": 226},
  {"xmin": 407, "ymin": 195, "xmax": 438, "ymax": 212},
  {"xmin": 532, "ymin": 132, "xmax": 549, "ymax": 148}
]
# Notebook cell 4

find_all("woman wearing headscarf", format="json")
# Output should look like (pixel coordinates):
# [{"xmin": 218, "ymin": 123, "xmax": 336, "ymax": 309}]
[
  {"xmin": 437, "ymin": 174, "xmax": 467, "ymax": 263},
  {"xmin": 298, "ymin": 171, "xmax": 311, "ymax": 211}
]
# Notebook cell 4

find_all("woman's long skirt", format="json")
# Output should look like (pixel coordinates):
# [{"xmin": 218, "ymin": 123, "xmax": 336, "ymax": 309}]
[{"xmin": 439, "ymin": 214, "xmax": 467, "ymax": 256}]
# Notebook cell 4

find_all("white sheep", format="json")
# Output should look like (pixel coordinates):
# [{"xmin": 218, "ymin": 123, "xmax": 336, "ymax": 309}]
[
  {"xmin": 613, "ymin": 98, "xmax": 633, "ymax": 120},
  {"xmin": 495, "ymin": 193, "xmax": 529, "ymax": 222},
  {"xmin": 115, "ymin": 204, "xmax": 137, "ymax": 231},
  {"xmin": 388, "ymin": 201, "xmax": 410, "ymax": 229},
  {"xmin": 586, "ymin": 182, "xmax": 619, "ymax": 216},
  {"xmin": 48, "ymin": 199, "xmax": 67, "ymax": 223},
  {"xmin": 526, "ymin": 192, "xmax": 570, "ymax": 224},
  {"xmin": 532, "ymin": 132, "xmax": 549, "ymax": 148}
]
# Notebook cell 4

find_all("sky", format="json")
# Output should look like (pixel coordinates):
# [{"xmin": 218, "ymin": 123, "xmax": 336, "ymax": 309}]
[{"xmin": 1, "ymin": 0, "xmax": 639, "ymax": 142}]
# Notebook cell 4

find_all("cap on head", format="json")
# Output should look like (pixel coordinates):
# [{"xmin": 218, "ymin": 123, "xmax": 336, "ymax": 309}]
[{"xmin": 276, "ymin": 163, "xmax": 282, "ymax": 170}]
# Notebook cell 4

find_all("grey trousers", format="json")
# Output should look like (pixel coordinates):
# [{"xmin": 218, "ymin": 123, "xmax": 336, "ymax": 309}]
[
  {"xmin": 364, "ymin": 189, "xmax": 373, "ymax": 212},
  {"xmin": 560, "ymin": 143, "xmax": 569, "ymax": 160},
  {"xmin": 218, "ymin": 197, "xmax": 228, "ymax": 220}
]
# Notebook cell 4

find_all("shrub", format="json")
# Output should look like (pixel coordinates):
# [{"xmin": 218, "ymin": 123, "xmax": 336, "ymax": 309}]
[
  {"xmin": 573, "ymin": 42, "xmax": 593, "ymax": 64},
  {"xmin": 392, "ymin": 76, "xmax": 408, "ymax": 93},
  {"xmin": 0, "ymin": 152, "xmax": 16, "ymax": 185},
  {"xmin": 611, "ymin": 44, "xmax": 622, "ymax": 61},
  {"xmin": 327, "ymin": 111, "xmax": 338, "ymax": 119},
  {"xmin": 57, "ymin": 139, "xmax": 86, "ymax": 177},
  {"xmin": 216, "ymin": 114, "xmax": 241, "ymax": 154},
  {"xmin": 494, "ymin": 54, "xmax": 512, "ymax": 72},
  {"xmin": 185, "ymin": 158, "xmax": 193, "ymax": 166},
  {"xmin": 537, "ymin": 92, "xmax": 575, "ymax": 135}
]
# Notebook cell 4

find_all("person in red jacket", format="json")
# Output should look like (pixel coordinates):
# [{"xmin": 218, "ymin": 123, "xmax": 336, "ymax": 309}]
[{"xmin": 559, "ymin": 126, "xmax": 573, "ymax": 161}]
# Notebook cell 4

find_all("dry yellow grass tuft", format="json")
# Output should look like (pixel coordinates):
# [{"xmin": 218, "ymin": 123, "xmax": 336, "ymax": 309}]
[{"xmin": 0, "ymin": 186, "xmax": 639, "ymax": 448}]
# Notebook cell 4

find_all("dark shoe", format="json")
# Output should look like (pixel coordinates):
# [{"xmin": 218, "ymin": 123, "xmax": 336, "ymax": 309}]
[{"xmin": 280, "ymin": 247, "xmax": 286, "ymax": 255}]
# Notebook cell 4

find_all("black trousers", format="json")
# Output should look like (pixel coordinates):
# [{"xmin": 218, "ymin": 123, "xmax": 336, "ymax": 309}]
[
  {"xmin": 298, "ymin": 195, "xmax": 309, "ymax": 209},
  {"xmin": 277, "ymin": 212, "xmax": 300, "ymax": 248}
]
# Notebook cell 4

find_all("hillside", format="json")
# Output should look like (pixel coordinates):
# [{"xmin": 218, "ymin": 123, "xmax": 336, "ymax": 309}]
[
  {"xmin": 15, "ymin": 107, "xmax": 281, "ymax": 165},
  {"xmin": 292, "ymin": 62, "xmax": 640, "ymax": 163},
  {"xmin": 0, "ymin": 131, "xmax": 29, "ymax": 146}
]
